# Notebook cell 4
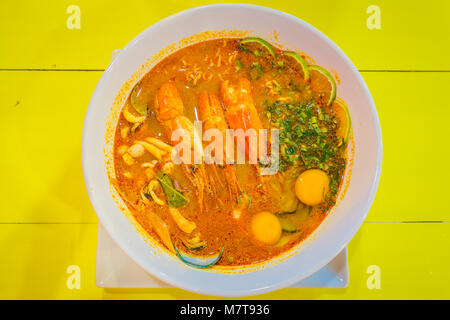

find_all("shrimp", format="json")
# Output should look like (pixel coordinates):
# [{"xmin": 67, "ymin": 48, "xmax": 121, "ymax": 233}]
[
  {"xmin": 198, "ymin": 92, "xmax": 241, "ymax": 197},
  {"xmin": 155, "ymin": 81, "xmax": 203, "ymax": 161},
  {"xmin": 155, "ymin": 81, "xmax": 207, "ymax": 211},
  {"xmin": 221, "ymin": 78, "xmax": 263, "ymax": 133},
  {"xmin": 221, "ymin": 78, "xmax": 292, "ymax": 205},
  {"xmin": 220, "ymin": 78, "xmax": 269, "ymax": 186}
]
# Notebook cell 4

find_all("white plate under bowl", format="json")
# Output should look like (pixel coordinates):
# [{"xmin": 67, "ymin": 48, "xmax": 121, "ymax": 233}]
[
  {"xmin": 95, "ymin": 224, "xmax": 349, "ymax": 289},
  {"xmin": 82, "ymin": 4, "xmax": 382, "ymax": 296}
]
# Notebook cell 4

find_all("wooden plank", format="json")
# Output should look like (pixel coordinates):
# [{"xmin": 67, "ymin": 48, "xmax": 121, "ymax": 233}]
[
  {"xmin": 363, "ymin": 72, "xmax": 450, "ymax": 222},
  {"xmin": 260, "ymin": 222, "xmax": 450, "ymax": 300},
  {"xmin": 0, "ymin": 71, "xmax": 101, "ymax": 223},
  {"xmin": 0, "ymin": 0, "xmax": 449, "ymax": 70},
  {"xmin": 0, "ymin": 223, "xmax": 448, "ymax": 299},
  {"xmin": 0, "ymin": 224, "xmax": 101, "ymax": 299},
  {"xmin": 1, "ymin": 71, "xmax": 449, "ymax": 222}
]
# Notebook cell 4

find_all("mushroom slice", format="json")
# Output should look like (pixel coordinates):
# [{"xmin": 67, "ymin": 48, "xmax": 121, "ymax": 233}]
[
  {"xmin": 136, "ymin": 141, "xmax": 165, "ymax": 161},
  {"xmin": 146, "ymin": 137, "xmax": 173, "ymax": 153},
  {"xmin": 144, "ymin": 180, "xmax": 166, "ymax": 206},
  {"xmin": 142, "ymin": 161, "xmax": 158, "ymax": 179},
  {"xmin": 168, "ymin": 207, "xmax": 196, "ymax": 234},
  {"xmin": 142, "ymin": 160, "xmax": 158, "ymax": 168},
  {"xmin": 123, "ymin": 171, "xmax": 132, "ymax": 179},
  {"xmin": 123, "ymin": 104, "xmax": 146, "ymax": 123},
  {"xmin": 182, "ymin": 235, "xmax": 207, "ymax": 251},
  {"xmin": 148, "ymin": 213, "xmax": 174, "ymax": 253},
  {"xmin": 120, "ymin": 127, "xmax": 129, "ymax": 139},
  {"xmin": 144, "ymin": 168, "xmax": 156, "ymax": 180},
  {"xmin": 162, "ymin": 162, "xmax": 174, "ymax": 174},
  {"xmin": 141, "ymin": 184, "xmax": 151, "ymax": 203},
  {"xmin": 122, "ymin": 153, "xmax": 135, "ymax": 166},
  {"xmin": 130, "ymin": 121, "xmax": 144, "ymax": 135},
  {"xmin": 117, "ymin": 145, "xmax": 129, "ymax": 156},
  {"xmin": 127, "ymin": 143, "xmax": 145, "ymax": 158}
]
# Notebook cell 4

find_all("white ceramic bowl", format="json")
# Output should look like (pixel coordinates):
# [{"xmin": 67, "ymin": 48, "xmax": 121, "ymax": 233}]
[{"xmin": 82, "ymin": 4, "xmax": 382, "ymax": 296}]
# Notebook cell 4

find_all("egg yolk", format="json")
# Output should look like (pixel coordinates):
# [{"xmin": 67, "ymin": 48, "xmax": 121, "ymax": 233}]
[
  {"xmin": 250, "ymin": 211, "xmax": 282, "ymax": 245},
  {"xmin": 295, "ymin": 169, "xmax": 330, "ymax": 206}
]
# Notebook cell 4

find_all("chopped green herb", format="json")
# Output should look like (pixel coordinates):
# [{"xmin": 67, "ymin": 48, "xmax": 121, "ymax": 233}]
[
  {"xmin": 235, "ymin": 59, "xmax": 244, "ymax": 71},
  {"xmin": 249, "ymin": 64, "xmax": 262, "ymax": 80},
  {"xmin": 265, "ymin": 97, "xmax": 345, "ymax": 203},
  {"xmin": 253, "ymin": 62, "xmax": 263, "ymax": 73},
  {"xmin": 253, "ymin": 50, "xmax": 263, "ymax": 57},
  {"xmin": 237, "ymin": 44, "xmax": 251, "ymax": 53}
]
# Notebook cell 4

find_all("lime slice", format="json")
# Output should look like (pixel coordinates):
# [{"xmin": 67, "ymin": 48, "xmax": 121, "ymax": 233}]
[
  {"xmin": 284, "ymin": 51, "xmax": 310, "ymax": 81},
  {"xmin": 332, "ymin": 100, "xmax": 351, "ymax": 145},
  {"xmin": 309, "ymin": 65, "xmax": 337, "ymax": 106},
  {"xmin": 130, "ymin": 81, "xmax": 149, "ymax": 115},
  {"xmin": 240, "ymin": 37, "xmax": 275, "ymax": 57}
]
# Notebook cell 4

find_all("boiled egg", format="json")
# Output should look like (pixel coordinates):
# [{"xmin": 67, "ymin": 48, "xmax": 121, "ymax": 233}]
[
  {"xmin": 295, "ymin": 169, "xmax": 330, "ymax": 206},
  {"xmin": 250, "ymin": 211, "xmax": 282, "ymax": 245}
]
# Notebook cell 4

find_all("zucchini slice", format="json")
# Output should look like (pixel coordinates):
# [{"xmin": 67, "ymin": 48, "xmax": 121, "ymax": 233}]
[
  {"xmin": 278, "ymin": 216, "xmax": 299, "ymax": 233},
  {"xmin": 277, "ymin": 205, "xmax": 311, "ymax": 233},
  {"xmin": 275, "ymin": 232, "xmax": 302, "ymax": 247}
]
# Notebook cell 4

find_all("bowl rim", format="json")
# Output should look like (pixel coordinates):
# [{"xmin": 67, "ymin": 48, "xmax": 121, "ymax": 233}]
[{"xmin": 82, "ymin": 3, "xmax": 383, "ymax": 296}]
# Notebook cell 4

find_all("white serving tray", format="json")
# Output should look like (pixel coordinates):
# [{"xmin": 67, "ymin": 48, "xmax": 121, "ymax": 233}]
[
  {"xmin": 95, "ymin": 224, "xmax": 348, "ymax": 289},
  {"xmin": 95, "ymin": 49, "xmax": 349, "ymax": 291}
]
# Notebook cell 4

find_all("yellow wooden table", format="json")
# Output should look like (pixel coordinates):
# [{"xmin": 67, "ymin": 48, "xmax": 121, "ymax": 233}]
[{"xmin": 1, "ymin": 0, "xmax": 449, "ymax": 299}]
